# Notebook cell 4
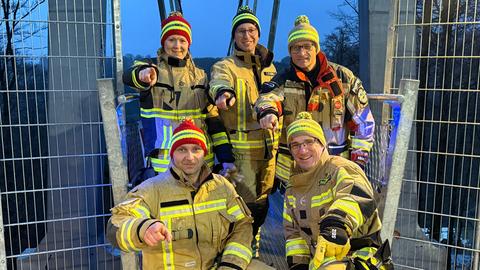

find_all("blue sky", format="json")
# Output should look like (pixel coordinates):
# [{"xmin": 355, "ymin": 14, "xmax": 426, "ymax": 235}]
[{"xmin": 120, "ymin": 0, "xmax": 347, "ymax": 60}]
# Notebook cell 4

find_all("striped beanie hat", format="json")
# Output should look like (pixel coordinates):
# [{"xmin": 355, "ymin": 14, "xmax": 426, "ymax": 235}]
[
  {"xmin": 287, "ymin": 112, "xmax": 327, "ymax": 146},
  {"xmin": 231, "ymin": 6, "xmax": 261, "ymax": 38},
  {"xmin": 169, "ymin": 119, "xmax": 207, "ymax": 158},
  {"xmin": 161, "ymin": 12, "xmax": 192, "ymax": 48},
  {"xmin": 288, "ymin": 15, "xmax": 320, "ymax": 53}
]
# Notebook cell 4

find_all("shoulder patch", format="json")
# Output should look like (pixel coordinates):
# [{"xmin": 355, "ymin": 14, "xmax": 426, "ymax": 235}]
[{"xmin": 357, "ymin": 88, "xmax": 368, "ymax": 105}]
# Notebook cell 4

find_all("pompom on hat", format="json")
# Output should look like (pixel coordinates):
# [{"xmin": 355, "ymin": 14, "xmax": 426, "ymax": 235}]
[
  {"xmin": 161, "ymin": 11, "xmax": 192, "ymax": 48},
  {"xmin": 169, "ymin": 119, "xmax": 208, "ymax": 158},
  {"xmin": 231, "ymin": 6, "xmax": 261, "ymax": 38},
  {"xmin": 286, "ymin": 112, "xmax": 327, "ymax": 146},
  {"xmin": 287, "ymin": 15, "xmax": 320, "ymax": 53}
]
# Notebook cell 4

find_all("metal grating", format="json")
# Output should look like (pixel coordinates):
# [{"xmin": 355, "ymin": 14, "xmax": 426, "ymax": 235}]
[
  {"xmin": 384, "ymin": 0, "xmax": 480, "ymax": 269},
  {"xmin": 0, "ymin": 0, "xmax": 121, "ymax": 269}
]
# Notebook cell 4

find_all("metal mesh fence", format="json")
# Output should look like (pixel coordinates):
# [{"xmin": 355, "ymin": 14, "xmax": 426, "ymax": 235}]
[
  {"xmin": 0, "ymin": 0, "xmax": 121, "ymax": 269},
  {"xmin": 384, "ymin": 0, "xmax": 480, "ymax": 269}
]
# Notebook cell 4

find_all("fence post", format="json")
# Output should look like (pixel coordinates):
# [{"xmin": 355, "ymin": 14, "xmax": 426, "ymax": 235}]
[
  {"xmin": 0, "ymin": 194, "xmax": 6, "ymax": 270},
  {"xmin": 380, "ymin": 79, "xmax": 419, "ymax": 245},
  {"xmin": 97, "ymin": 79, "xmax": 138, "ymax": 270}
]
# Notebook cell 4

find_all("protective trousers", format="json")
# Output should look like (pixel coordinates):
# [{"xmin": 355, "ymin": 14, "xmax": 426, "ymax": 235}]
[{"xmin": 234, "ymin": 156, "xmax": 275, "ymax": 236}]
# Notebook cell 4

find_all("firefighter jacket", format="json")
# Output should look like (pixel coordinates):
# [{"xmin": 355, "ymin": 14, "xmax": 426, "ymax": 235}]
[
  {"xmin": 209, "ymin": 45, "xmax": 279, "ymax": 160},
  {"xmin": 283, "ymin": 149, "xmax": 382, "ymax": 269},
  {"xmin": 123, "ymin": 50, "xmax": 234, "ymax": 173},
  {"xmin": 255, "ymin": 51, "xmax": 375, "ymax": 181},
  {"xmin": 107, "ymin": 163, "xmax": 254, "ymax": 270}
]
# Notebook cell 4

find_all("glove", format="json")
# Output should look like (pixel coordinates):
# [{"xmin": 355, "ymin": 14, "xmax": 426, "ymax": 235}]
[
  {"xmin": 351, "ymin": 149, "xmax": 369, "ymax": 169},
  {"xmin": 310, "ymin": 227, "xmax": 350, "ymax": 269},
  {"xmin": 219, "ymin": 163, "xmax": 244, "ymax": 185}
]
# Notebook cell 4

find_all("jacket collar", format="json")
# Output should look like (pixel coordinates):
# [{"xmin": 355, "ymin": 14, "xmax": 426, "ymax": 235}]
[
  {"xmin": 169, "ymin": 163, "xmax": 214, "ymax": 190},
  {"xmin": 157, "ymin": 49, "xmax": 189, "ymax": 67},
  {"xmin": 289, "ymin": 148, "xmax": 330, "ymax": 187},
  {"xmin": 233, "ymin": 44, "xmax": 274, "ymax": 69},
  {"xmin": 292, "ymin": 51, "xmax": 344, "ymax": 97}
]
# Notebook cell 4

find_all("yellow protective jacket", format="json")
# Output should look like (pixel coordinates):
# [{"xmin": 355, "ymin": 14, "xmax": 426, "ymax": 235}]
[
  {"xmin": 255, "ymin": 52, "xmax": 375, "ymax": 181},
  {"xmin": 107, "ymin": 163, "xmax": 254, "ymax": 270},
  {"xmin": 123, "ymin": 50, "xmax": 233, "ymax": 172},
  {"xmin": 283, "ymin": 149, "xmax": 382, "ymax": 269},
  {"xmin": 209, "ymin": 45, "xmax": 279, "ymax": 160}
]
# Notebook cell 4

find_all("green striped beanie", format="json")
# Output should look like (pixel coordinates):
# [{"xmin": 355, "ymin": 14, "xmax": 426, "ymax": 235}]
[
  {"xmin": 231, "ymin": 6, "xmax": 260, "ymax": 38},
  {"xmin": 288, "ymin": 15, "xmax": 320, "ymax": 52},
  {"xmin": 287, "ymin": 112, "xmax": 327, "ymax": 146}
]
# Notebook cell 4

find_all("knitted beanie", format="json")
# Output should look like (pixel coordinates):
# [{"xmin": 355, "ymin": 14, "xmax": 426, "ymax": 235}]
[
  {"xmin": 287, "ymin": 15, "xmax": 320, "ymax": 52},
  {"xmin": 161, "ymin": 11, "xmax": 192, "ymax": 48},
  {"xmin": 231, "ymin": 6, "xmax": 261, "ymax": 38},
  {"xmin": 287, "ymin": 112, "xmax": 327, "ymax": 146},
  {"xmin": 169, "ymin": 119, "xmax": 208, "ymax": 158}
]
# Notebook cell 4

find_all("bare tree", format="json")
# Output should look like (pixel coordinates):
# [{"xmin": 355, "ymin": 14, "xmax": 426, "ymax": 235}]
[{"xmin": 322, "ymin": 0, "xmax": 360, "ymax": 74}]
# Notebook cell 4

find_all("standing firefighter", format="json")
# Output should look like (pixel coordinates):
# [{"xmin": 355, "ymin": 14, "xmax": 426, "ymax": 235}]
[
  {"xmin": 209, "ymin": 6, "xmax": 278, "ymax": 256},
  {"xmin": 255, "ymin": 15, "xmax": 375, "ymax": 187},
  {"xmin": 283, "ymin": 112, "xmax": 391, "ymax": 270},
  {"xmin": 106, "ymin": 119, "xmax": 274, "ymax": 270},
  {"xmin": 123, "ymin": 12, "xmax": 234, "ymax": 178}
]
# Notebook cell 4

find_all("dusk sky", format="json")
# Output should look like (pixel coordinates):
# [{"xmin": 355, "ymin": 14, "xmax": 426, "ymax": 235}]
[{"xmin": 120, "ymin": 0, "xmax": 348, "ymax": 61}]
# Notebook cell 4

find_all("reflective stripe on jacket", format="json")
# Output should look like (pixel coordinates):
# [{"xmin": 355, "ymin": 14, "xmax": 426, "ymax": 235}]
[{"xmin": 107, "ymin": 164, "xmax": 253, "ymax": 270}]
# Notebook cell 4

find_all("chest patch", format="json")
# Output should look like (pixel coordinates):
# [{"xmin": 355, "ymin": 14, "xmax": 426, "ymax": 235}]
[{"xmin": 318, "ymin": 174, "xmax": 332, "ymax": 185}]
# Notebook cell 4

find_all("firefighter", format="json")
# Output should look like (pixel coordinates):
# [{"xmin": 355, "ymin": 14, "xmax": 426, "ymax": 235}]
[
  {"xmin": 282, "ymin": 112, "xmax": 391, "ymax": 270},
  {"xmin": 106, "ymin": 119, "xmax": 274, "ymax": 270},
  {"xmin": 255, "ymin": 15, "xmax": 375, "ymax": 188},
  {"xmin": 122, "ymin": 12, "xmax": 235, "ymax": 180},
  {"xmin": 209, "ymin": 6, "xmax": 279, "ymax": 257}
]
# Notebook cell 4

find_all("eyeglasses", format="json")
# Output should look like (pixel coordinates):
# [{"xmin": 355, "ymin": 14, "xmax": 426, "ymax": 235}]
[
  {"xmin": 289, "ymin": 138, "xmax": 319, "ymax": 152},
  {"xmin": 291, "ymin": 43, "xmax": 314, "ymax": 54},
  {"xmin": 236, "ymin": 28, "xmax": 258, "ymax": 36}
]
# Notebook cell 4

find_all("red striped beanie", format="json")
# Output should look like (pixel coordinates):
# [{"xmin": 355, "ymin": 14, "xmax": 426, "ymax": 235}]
[
  {"xmin": 161, "ymin": 12, "xmax": 192, "ymax": 48},
  {"xmin": 169, "ymin": 119, "xmax": 207, "ymax": 158}
]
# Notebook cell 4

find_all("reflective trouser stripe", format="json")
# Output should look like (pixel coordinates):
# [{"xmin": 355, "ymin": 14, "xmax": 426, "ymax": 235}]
[
  {"xmin": 227, "ymin": 204, "xmax": 245, "ymax": 221},
  {"xmin": 311, "ymin": 189, "xmax": 333, "ymax": 208},
  {"xmin": 223, "ymin": 242, "xmax": 252, "ymax": 263},
  {"xmin": 275, "ymin": 153, "xmax": 293, "ymax": 181},
  {"xmin": 230, "ymin": 139, "xmax": 264, "ymax": 149},
  {"xmin": 285, "ymin": 238, "xmax": 310, "ymax": 256},
  {"xmin": 236, "ymin": 79, "xmax": 247, "ymax": 138}
]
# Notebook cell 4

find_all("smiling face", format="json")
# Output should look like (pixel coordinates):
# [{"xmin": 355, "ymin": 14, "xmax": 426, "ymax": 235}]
[
  {"xmin": 234, "ymin": 22, "xmax": 259, "ymax": 54},
  {"xmin": 289, "ymin": 135, "xmax": 324, "ymax": 171},
  {"xmin": 163, "ymin": 34, "xmax": 189, "ymax": 59},
  {"xmin": 172, "ymin": 143, "xmax": 204, "ymax": 177},
  {"xmin": 290, "ymin": 40, "xmax": 317, "ymax": 72}
]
